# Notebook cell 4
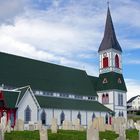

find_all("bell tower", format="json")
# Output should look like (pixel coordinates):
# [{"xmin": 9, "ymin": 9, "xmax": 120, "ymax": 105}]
[
  {"xmin": 99, "ymin": 7, "xmax": 122, "ymax": 74},
  {"xmin": 97, "ymin": 6, "xmax": 127, "ymax": 118}
]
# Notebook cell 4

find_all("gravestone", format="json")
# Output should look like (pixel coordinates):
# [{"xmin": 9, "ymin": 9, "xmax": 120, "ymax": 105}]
[
  {"xmin": 51, "ymin": 118, "xmax": 57, "ymax": 133},
  {"xmin": 87, "ymin": 124, "xmax": 99, "ymax": 140},
  {"xmin": 98, "ymin": 117, "xmax": 105, "ymax": 132},
  {"xmin": 1, "ymin": 112, "xmax": 7, "ymax": 132},
  {"xmin": 88, "ymin": 121, "xmax": 92, "ymax": 129},
  {"xmin": 40, "ymin": 127, "xmax": 48, "ymax": 140},
  {"xmin": 62, "ymin": 120, "xmax": 69, "ymax": 130},
  {"xmin": 17, "ymin": 119, "xmax": 24, "ymax": 131},
  {"xmin": 6, "ymin": 120, "xmax": 11, "ymax": 133},
  {"xmin": 93, "ymin": 118, "xmax": 99, "ymax": 130},
  {"xmin": 68, "ymin": 121, "xmax": 73, "ymax": 130},
  {"xmin": 29, "ymin": 124, "xmax": 34, "ymax": 131},
  {"xmin": 118, "ymin": 123, "xmax": 126, "ymax": 140},
  {"xmin": 0, "ymin": 129, "xmax": 4, "ymax": 140},
  {"xmin": 74, "ymin": 119, "xmax": 81, "ymax": 131},
  {"xmin": 113, "ymin": 117, "xmax": 121, "ymax": 134},
  {"xmin": 105, "ymin": 124, "xmax": 112, "ymax": 131},
  {"xmin": 34, "ymin": 122, "xmax": 39, "ymax": 130},
  {"xmin": 128, "ymin": 119, "xmax": 135, "ymax": 129},
  {"xmin": 37, "ymin": 121, "xmax": 42, "ymax": 130}
]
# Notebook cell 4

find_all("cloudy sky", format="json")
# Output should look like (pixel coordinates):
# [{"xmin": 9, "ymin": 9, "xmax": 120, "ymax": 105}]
[{"xmin": 0, "ymin": 0, "xmax": 140, "ymax": 100}]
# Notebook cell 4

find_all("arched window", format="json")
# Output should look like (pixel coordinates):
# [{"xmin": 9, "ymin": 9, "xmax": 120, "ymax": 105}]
[
  {"xmin": 121, "ymin": 112, "xmax": 124, "ymax": 117},
  {"xmin": 115, "ymin": 54, "xmax": 119, "ymax": 68},
  {"xmin": 92, "ymin": 113, "xmax": 96, "ymax": 122},
  {"xmin": 24, "ymin": 106, "xmax": 31, "ymax": 123},
  {"xmin": 10, "ymin": 112, "xmax": 14, "ymax": 127},
  {"xmin": 60, "ymin": 111, "xmax": 65, "ymax": 125},
  {"xmin": 103, "ymin": 57, "xmax": 109, "ymax": 68},
  {"xmin": 106, "ymin": 94, "xmax": 109, "ymax": 104},
  {"xmin": 102, "ymin": 94, "xmax": 105, "ymax": 104},
  {"xmin": 41, "ymin": 110, "xmax": 46, "ymax": 125},
  {"xmin": 77, "ymin": 112, "xmax": 81, "ymax": 124},
  {"xmin": 105, "ymin": 114, "xmax": 108, "ymax": 124},
  {"xmin": 118, "ymin": 111, "xmax": 121, "ymax": 117}
]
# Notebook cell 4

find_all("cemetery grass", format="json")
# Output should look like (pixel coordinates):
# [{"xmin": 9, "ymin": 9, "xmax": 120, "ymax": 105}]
[
  {"xmin": 126, "ymin": 129, "xmax": 139, "ymax": 140},
  {"xmin": 128, "ymin": 116, "xmax": 140, "ymax": 122},
  {"xmin": 5, "ymin": 129, "xmax": 139, "ymax": 140}
]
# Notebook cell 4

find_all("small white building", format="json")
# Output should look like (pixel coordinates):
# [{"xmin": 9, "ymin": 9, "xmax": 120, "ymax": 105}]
[{"xmin": 127, "ymin": 95, "xmax": 140, "ymax": 111}]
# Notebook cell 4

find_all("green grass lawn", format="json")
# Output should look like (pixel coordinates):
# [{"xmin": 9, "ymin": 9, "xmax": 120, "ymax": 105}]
[
  {"xmin": 5, "ymin": 129, "xmax": 139, "ymax": 140},
  {"xmin": 128, "ymin": 116, "xmax": 140, "ymax": 122}
]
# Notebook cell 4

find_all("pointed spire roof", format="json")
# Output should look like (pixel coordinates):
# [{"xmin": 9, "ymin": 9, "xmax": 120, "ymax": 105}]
[{"xmin": 98, "ymin": 7, "xmax": 122, "ymax": 52}]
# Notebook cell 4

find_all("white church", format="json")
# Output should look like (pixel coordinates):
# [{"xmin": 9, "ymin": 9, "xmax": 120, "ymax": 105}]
[{"xmin": 0, "ymin": 7, "xmax": 127, "ymax": 128}]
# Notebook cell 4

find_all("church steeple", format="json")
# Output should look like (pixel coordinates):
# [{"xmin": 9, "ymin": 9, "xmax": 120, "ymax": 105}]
[
  {"xmin": 97, "ymin": 5, "xmax": 127, "ymax": 119},
  {"xmin": 98, "ymin": 7, "xmax": 122, "ymax": 52},
  {"xmin": 98, "ymin": 6, "xmax": 123, "ymax": 74}
]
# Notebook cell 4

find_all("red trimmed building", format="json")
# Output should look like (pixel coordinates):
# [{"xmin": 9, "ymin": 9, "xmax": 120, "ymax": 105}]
[{"xmin": 0, "ymin": 7, "xmax": 127, "ymax": 128}]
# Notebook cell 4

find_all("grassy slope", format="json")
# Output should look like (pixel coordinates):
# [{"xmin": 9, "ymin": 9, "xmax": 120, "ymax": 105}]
[{"xmin": 5, "ymin": 129, "xmax": 139, "ymax": 140}]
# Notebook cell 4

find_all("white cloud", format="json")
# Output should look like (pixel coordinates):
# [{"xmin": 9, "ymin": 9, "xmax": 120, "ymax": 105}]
[
  {"xmin": 0, "ymin": 0, "xmax": 140, "ymax": 99},
  {"xmin": 125, "ymin": 79, "xmax": 140, "ymax": 100},
  {"xmin": 125, "ymin": 60, "xmax": 140, "ymax": 65},
  {"xmin": 0, "ymin": 0, "xmax": 27, "ymax": 24}
]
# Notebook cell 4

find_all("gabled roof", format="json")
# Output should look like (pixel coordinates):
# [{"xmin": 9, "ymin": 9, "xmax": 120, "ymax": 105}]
[
  {"xmin": 96, "ymin": 72, "xmax": 127, "ymax": 92},
  {"xmin": 2, "ymin": 90, "xmax": 20, "ymax": 108},
  {"xmin": 15, "ymin": 86, "xmax": 30, "ymax": 105},
  {"xmin": 0, "ymin": 52, "xmax": 97, "ymax": 97},
  {"xmin": 127, "ymin": 95, "xmax": 140, "ymax": 103},
  {"xmin": 98, "ymin": 7, "xmax": 122, "ymax": 52},
  {"xmin": 35, "ymin": 95, "xmax": 113, "ymax": 112}
]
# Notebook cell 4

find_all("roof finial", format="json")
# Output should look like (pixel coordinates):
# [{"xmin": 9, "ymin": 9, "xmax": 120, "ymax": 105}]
[{"xmin": 107, "ymin": 0, "xmax": 110, "ymax": 8}]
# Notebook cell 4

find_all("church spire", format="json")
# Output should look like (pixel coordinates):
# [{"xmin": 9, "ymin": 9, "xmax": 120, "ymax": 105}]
[{"xmin": 98, "ymin": 7, "xmax": 122, "ymax": 52}]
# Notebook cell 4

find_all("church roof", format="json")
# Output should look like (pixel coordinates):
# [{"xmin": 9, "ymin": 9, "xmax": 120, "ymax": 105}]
[
  {"xmin": 0, "ymin": 52, "xmax": 97, "ymax": 97},
  {"xmin": 0, "ymin": 88, "xmax": 113, "ymax": 112},
  {"xmin": 98, "ymin": 7, "xmax": 122, "ymax": 52},
  {"xmin": 127, "ymin": 95, "xmax": 140, "ymax": 103},
  {"xmin": 96, "ymin": 72, "xmax": 127, "ymax": 92},
  {"xmin": 35, "ymin": 95, "xmax": 113, "ymax": 112},
  {"xmin": 15, "ymin": 86, "xmax": 30, "ymax": 105},
  {"xmin": 2, "ymin": 90, "xmax": 19, "ymax": 108}
]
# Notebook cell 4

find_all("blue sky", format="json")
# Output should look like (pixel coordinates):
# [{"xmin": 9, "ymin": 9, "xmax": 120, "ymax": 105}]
[{"xmin": 0, "ymin": 0, "xmax": 140, "ymax": 100}]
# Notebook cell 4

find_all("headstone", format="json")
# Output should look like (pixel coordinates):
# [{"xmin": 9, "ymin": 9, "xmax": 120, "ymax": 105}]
[
  {"xmin": 37, "ymin": 121, "xmax": 42, "ymax": 130},
  {"xmin": 62, "ymin": 120, "xmax": 69, "ymax": 130},
  {"xmin": 6, "ymin": 120, "xmax": 11, "ymax": 133},
  {"xmin": 29, "ymin": 124, "xmax": 34, "ymax": 131},
  {"xmin": 0, "ymin": 129, "xmax": 4, "ymax": 140},
  {"xmin": 62, "ymin": 120, "xmax": 75, "ymax": 130},
  {"xmin": 1, "ymin": 112, "xmax": 7, "ymax": 132},
  {"xmin": 88, "ymin": 121, "xmax": 92, "ymax": 129},
  {"xmin": 92, "ymin": 118, "xmax": 99, "ymax": 130},
  {"xmin": 17, "ymin": 119, "xmax": 24, "ymax": 131},
  {"xmin": 68, "ymin": 121, "xmax": 73, "ymax": 130},
  {"xmin": 87, "ymin": 124, "xmax": 99, "ymax": 140},
  {"xmin": 51, "ymin": 118, "xmax": 57, "ymax": 133},
  {"xmin": 34, "ymin": 122, "xmax": 39, "ymax": 130},
  {"xmin": 105, "ymin": 124, "xmax": 112, "ymax": 131},
  {"xmin": 74, "ymin": 119, "xmax": 81, "ymax": 131},
  {"xmin": 128, "ymin": 119, "xmax": 135, "ymax": 129},
  {"xmin": 113, "ymin": 117, "xmax": 121, "ymax": 134},
  {"xmin": 98, "ymin": 117, "xmax": 105, "ymax": 132},
  {"xmin": 118, "ymin": 123, "xmax": 126, "ymax": 140},
  {"xmin": 40, "ymin": 127, "xmax": 48, "ymax": 140}
]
